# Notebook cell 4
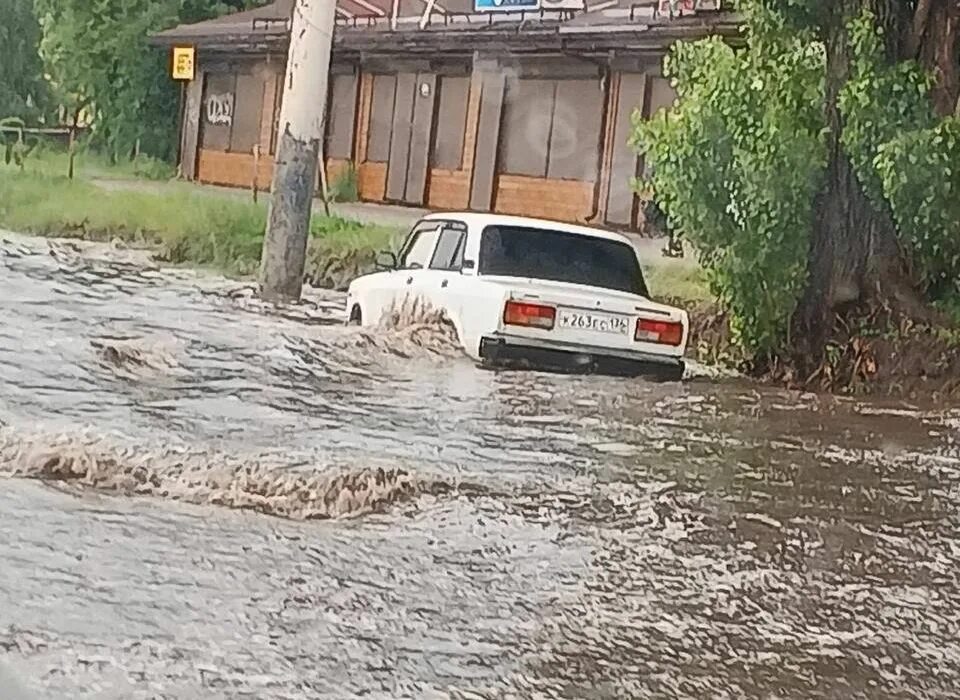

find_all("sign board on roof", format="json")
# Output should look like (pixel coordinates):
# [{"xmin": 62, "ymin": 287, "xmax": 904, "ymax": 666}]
[
  {"xmin": 474, "ymin": 0, "xmax": 540, "ymax": 11},
  {"xmin": 171, "ymin": 46, "xmax": 195, "ymax": 81}
]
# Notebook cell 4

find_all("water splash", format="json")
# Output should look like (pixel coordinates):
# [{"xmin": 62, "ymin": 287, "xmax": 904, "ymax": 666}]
[
  {"xmin": 91, "ymin": 336, "xmax": 184, "ymax": 380},
  {"xmin": 336, "ymin": 294, "xmax": 462, "ymax": 358},
  {"xmin": 0, "ymin": 428, "xmax": 451, "ymax": 520}
]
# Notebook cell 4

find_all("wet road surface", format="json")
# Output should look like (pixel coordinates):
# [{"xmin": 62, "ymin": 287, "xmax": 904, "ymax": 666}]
[{"xmin": 1, "ymin": 233, "xmax": 959, "ymax": 699}]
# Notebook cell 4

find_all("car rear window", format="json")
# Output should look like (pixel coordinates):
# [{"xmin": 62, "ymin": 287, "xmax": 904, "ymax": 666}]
[{"xmin": 478, "ymin": 225, "xmax": 649, "ymax": 296}]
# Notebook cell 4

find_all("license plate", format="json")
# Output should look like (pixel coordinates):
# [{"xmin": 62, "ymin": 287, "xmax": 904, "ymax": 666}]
[{"xmin": 557, "ymin": 310, "xmax": 629, "ymax": 335}]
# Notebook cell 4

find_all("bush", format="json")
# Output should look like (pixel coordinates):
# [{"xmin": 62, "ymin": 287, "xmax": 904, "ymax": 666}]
[
  {"xmin": 326, "ymin": 162, "xmax": 359, "ymax": 203},
  {"xmin": 839, "ymin": 12, "xmax": 935, "ymax": 206},
  {"xmin": 634, "ymin": 3, "xmax": 960, "ymax": 355},
  {"xmin": 877, "ymin": 118, "xmax": 960, "ymax": 299},
  {"xmin": 632, "ymin": 13, "xmax": 826, "ymax": 352}
]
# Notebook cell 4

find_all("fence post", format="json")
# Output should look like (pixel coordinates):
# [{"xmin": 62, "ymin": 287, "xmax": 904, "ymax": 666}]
[
  {"xmin": 252, "ymin": 144, "xmax": 260, "ymax": 203},
  {"xmin": 68, "ymin": 126, "xmax": 76, "ymax": 180},
  {"xmin": 318, "ymin": 149, "xmax": 331, "ymax": 217}
]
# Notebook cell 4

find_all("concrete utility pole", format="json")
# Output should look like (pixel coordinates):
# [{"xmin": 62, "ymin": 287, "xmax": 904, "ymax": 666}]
[{"xmin": 260, "ymin": 0, "xmax": 337, "ymax": 303}]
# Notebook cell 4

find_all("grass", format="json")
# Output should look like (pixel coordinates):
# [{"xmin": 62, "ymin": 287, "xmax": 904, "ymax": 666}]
[
  {"xmin": 0, "ymin": 168, "xmax": 401, "ymax": 284},
  {"xmin": 325, "ymin": 162, "xmax": 359, "ymax": 203},
  {"xmin": 14, "ymin": 144, "xmax": 177, "ymax": 182},
  {"xmin": 642, "ymin": 262, "xmax": 712, "ymax": 308}
]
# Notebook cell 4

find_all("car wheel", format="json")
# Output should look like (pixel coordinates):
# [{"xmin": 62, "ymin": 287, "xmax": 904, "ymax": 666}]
[
  {"xmin": 348, "ymin": 305, "xmax": 362, "ymax": 326},
  {"xmin": 650, "ymin": 363, "xmax": 685, "ymax": 383}
]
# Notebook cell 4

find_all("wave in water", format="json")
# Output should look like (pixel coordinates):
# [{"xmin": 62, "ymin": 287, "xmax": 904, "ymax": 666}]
[
  {"xmin": 0, "ymin": 428, "xmax": 453, "ymax": 520},
  {"xmin": 336, "ymin": 294, "xmax": 462, "ymax": 358},
  {"xmin": 90, "ymin": 336, "xmax": 186, "ymax": 380}
]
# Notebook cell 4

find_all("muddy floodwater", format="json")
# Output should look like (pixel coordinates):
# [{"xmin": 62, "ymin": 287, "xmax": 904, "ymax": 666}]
[{"xmin": 1, "ymin": 233, "xmax": 959, "ymax": 700}]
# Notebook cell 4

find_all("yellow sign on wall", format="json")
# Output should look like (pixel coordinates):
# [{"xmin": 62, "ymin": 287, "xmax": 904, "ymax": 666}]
[{"xmin": 172, "ymin": 46, "xmax": 195, "ymax": 81}]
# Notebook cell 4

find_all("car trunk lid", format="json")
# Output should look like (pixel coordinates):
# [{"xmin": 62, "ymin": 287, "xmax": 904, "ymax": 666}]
[{"xmin": 485, "ymin": 276, "xmax": 687, "ymax": 356}]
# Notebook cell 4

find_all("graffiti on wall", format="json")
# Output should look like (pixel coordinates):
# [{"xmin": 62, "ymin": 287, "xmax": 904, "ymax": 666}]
[{"xmin": 205, "ymin": 94, "xmax": 234, "ymax": 126}]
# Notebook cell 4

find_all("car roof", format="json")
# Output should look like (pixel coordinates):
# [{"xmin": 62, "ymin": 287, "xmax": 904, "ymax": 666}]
[{"xmin": 420, "ymin": 212, "xmax": 634, "ymax": 246}]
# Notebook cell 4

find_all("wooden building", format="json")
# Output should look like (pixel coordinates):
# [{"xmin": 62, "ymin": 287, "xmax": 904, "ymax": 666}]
[{"xmin": 151, "ymin": 0, "xmax": 737, "ymax": 230}]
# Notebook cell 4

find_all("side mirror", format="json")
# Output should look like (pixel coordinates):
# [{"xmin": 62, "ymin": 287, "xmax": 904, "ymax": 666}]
[
  {"xmin": 375, "ymin": 251, "xmax": 398, "ymax": 271},
  {"xmin": 461, "ymin": 259, "xmax": 475, "ymax": 270}
]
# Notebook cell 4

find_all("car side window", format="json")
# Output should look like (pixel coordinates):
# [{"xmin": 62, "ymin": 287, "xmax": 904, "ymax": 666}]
[
  {"xmin": 399, "ymin": 225, "xmax": 441, "ymax": 269},
  {"xmin": 429, "ymin": 227, "xmax": 466, "ymax": 271}
]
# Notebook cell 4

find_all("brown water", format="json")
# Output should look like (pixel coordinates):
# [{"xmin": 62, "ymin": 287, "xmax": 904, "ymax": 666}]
[{"xmin": 1, "ymin": 233, "xmax": 959, "ymax": 699}]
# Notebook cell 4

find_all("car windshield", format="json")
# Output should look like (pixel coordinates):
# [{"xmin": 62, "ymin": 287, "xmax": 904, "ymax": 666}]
[{"xmin": 478, "ymin": 225, "xmax": 649, "ymax": 296}]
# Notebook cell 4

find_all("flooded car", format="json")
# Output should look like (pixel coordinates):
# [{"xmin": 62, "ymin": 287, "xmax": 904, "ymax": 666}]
[{"xmin": 346, "ymin": 213, "xmax": 689, "ymax": 380}]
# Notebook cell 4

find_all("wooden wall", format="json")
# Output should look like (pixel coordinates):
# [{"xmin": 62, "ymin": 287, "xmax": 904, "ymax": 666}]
[
  {"xmin": 187, "ymin": 56, "xmax": 673, "ymax": 230},
  {"xmin": 196, "ymin": 151, "xmax": 350, "ymax": 195},
  {"xmin": 427, "ymin": 169, "xmax": 471, "ymax": 210},
  {"xmin": 425, "ymin": 74, "xmax": 481, "ymax": 211},
  {"xmin": 191, "ymin": 59, "xmax": 356, "ymax": 198},
  {"xmin": 197, "ymin": 150, "xmax": 272, "ymax": 189},
  {"xmin": 358, "ymin": 162, "xmax": 387, "ymax": 201},
  {"xmin": 326, "ymin": 158, "xmax": 351, "ymax": 186},
  {"xmin": 493, "ymin": 175, "xmax": 595, "ymax": 223},
  {"xmin": 354, "ymin": 73, "xmax": 386, "ymax": 202}
]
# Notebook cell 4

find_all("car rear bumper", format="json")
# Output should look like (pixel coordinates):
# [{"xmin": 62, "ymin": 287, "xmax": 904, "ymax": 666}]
[{"xmin": 478, "ymin": 334, "xmax": 685, "ymax": 380}]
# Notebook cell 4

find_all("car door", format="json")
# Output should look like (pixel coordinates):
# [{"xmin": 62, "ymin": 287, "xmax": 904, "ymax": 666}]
[
  {"xmin": 391, "ymin": 221, "xmax": 442, "ymax": 317},
  {"xmin": 414, "ymin": 222, "xmax": 472, "ymax": 343},
  {"xmin": 358, "ymin": 221, "xmax": 441, "ymax": 325}
]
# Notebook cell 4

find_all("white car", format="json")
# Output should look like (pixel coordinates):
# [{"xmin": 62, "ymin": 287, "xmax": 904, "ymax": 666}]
[{"xmin": 345, "ymin": 213, "xmax": 689, "ymax": 380}]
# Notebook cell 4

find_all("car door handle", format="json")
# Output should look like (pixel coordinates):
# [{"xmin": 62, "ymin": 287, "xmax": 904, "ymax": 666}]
[
  {"xmin": 406, "ymin": 276, "xmax": 413, "ymax": 285},
  {"xmin": 440, "ymin": 279, "xmax": 448, "ymax": 288}
]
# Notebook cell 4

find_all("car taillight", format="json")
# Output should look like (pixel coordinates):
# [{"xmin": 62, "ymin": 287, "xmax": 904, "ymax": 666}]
[
  {"xmin": 503, "ymin": 300, "xmax": 556, "ymax": 330},
  {"xmin": 635, "ymin": 318, "xmax": 683, "ymax": 346}
]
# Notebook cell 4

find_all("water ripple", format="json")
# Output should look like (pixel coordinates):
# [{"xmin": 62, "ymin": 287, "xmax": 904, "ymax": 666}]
[{"xmin": 0, "ymin": 232, "xmax": 959, "ymax": 698}]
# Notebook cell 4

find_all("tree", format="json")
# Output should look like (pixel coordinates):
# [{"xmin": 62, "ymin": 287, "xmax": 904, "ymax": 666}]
[
  {"xmin": 908, "ymin": 0, "xmax": 960, "ymax": 116},
  {"xmin": 636, "ymin": 0, "xmax": 960, "ymax": 368},
  {"xmin": 775, "ymin": 0, "xmax": 955, "ymax": 360},
  {"xmin": 0, "ymin": 0, "xmax": 49, "ymax": 121},
  {"xmin": 32, "ymin": 0, "xmax": 272, "ymax": 160}
]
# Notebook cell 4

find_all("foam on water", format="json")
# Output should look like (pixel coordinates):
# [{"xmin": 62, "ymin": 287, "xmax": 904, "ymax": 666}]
[
  {"xmin": 91, "ymin": 335, "xmax": 185, "ymax": 380},
  {"xmin": 0, "ymin": 428, "xmax": 452, "ymax": 520}
]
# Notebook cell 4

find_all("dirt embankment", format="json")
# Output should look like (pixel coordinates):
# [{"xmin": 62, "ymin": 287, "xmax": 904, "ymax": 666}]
[
  {"xmin": 303, "ymin": 243, "xmax": 378, "ymax": 291},
  {"xmin": 684, "ymin": 300, "xmax": 960, "ymax": 401}
]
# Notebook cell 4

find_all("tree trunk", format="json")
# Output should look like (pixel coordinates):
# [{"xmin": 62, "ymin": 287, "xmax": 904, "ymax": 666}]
[
  {"xmin": 791, "ymin": 0, "xmax": 914, "ymax": 363},
  {"xmin": 919, "ymin": 0, "xmax": 960, "ymax": 116}
]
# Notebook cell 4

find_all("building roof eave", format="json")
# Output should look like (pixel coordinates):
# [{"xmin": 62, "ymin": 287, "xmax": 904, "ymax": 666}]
[
  {"xmin": 151, "ymin": 24, "xmax": 742, "ymax": 59},
  {"xmin": 148, "ymin": 31, "xmax": 288, "ymax": 49}
]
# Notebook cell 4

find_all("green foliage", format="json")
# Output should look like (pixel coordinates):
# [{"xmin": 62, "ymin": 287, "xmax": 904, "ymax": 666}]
[
  {"xmin": 933, "ymin": 293, "xmax": 960, "ymax": 328},
  {"xmin": 838, "ymin": 11, "xmax": 960, "ymax": 298},
  {"xmin": 0, "ymin": 0, "xmax": 50, "ymax": 121},
  {"xmin": 749, "ymin": 0, "xmax": 829, "ymax": 33},
  {"xmin": 642, "ymin": 264, "xmax": 712, "ymax": 308},
  {"xmin": 129, "ymin": 155, "xmax": 179, "ymax": 181},
  {"xmin": 6, "ymin": 139, "xmax": 176, "ymax": 181},
  {"xmin": 839, "ymin": 12, "xmax": 936, "ymax": 204},
  {"xmin": 637, "ymin": 0, "xmax": 960, "ymax": 357},
  {"xmin": 326, "ymin": 163, "xmax": 360, "ymax": 203},
  {"xmin": 0, "ymin": 170, "xmax": 400, "ymax": 281},
  {"xmin": 876, "ymin": 118, "xmax": 960, "ymax": 297},
  {"xmin": 31, "ymin": 1, "xmax": 272, "ymax": 162},
  {"xmin": 35, "ymin": 0, "xmax": 182, "ymax": 159},
  {"xmin": 633, "ymin": 7, "xmax": 826, "ymax": 352}
]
